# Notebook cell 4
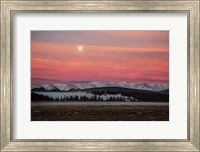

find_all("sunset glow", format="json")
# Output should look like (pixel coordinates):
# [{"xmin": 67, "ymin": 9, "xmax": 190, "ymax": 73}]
[
  {"xmin": 31, "ymin": 31, "xmax": 169, "ymax": 85},
  {"xmin": 78, "ymin": 45, "xmax": 83, "ymax": 52}
]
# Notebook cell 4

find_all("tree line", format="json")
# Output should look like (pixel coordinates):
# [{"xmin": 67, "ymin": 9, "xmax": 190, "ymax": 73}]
[
  {"xmin": 31, "ymin": 92, "xmax": 136, "ymax": 101},
  {"xmin": 31, "ymin": 90, "xmax": 169, "ymax": 102}
]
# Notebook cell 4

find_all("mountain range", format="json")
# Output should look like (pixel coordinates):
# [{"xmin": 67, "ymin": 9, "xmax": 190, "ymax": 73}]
[{"xmin": 31, "ymin": 82, "xmax": 169, "ymax": 92}]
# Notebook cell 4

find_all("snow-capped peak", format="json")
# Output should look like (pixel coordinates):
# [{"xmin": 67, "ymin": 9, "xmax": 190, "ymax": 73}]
[
  {"xmin": 53, "ymin": 83, "xmax": 78, "ymax": 91},
  {"xmin": 42, "ymin": 84, "xmax": 57, "ymax": 91}
]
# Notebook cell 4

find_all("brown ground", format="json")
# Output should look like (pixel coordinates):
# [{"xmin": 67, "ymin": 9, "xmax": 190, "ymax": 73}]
[{"xmin": 31, "ymin": 102, "xmax": 169, "ymax": 121}]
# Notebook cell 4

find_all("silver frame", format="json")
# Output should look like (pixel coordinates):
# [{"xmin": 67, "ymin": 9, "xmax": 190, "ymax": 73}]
[{"xmin": 1, "ymin": 0, "xmax": 199, "ymax": 151}]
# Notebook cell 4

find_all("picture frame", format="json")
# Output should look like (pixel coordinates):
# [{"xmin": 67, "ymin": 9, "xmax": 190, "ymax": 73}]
[{"xmin": 0, "ymin": 0, "xmax": 199, "ymax": 151}]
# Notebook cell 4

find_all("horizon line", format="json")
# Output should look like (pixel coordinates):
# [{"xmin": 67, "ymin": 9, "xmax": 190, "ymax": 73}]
[{"xmin": 31, "ymin": 77, "xmax": 169, "ymax": 85}]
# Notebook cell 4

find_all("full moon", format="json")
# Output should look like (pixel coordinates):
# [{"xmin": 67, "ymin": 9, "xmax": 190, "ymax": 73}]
[{"xmin": 78, "ymin": 45, "xmax": 83, "ymax": 52}]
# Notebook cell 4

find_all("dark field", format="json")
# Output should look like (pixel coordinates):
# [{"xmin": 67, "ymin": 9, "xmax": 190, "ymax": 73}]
[{"xmin": 31, "ymin": 101, "xmax": 169, "ymax": 121}]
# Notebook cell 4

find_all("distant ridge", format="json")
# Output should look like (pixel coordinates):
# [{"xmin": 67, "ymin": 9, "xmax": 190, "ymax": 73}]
[
  {"xmin": 159, "ymin": 89, "xmax": 169, "ymax": 95},
  {"xmin": 32, "ymin": 82, "xmax": 169, "ymax": 92}
]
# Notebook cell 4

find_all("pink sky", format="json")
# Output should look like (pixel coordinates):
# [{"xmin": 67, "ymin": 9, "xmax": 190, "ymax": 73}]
[{"xmin": 31, "ymin": 31, "xmax": 169, "ymax": 85}]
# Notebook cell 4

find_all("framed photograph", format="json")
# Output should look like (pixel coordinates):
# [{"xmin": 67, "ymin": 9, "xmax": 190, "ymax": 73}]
[
  {"xmin": 31, "ymin": 30, "xmax": 169, "ymax": 121},
  {"xmin": 0, "ymin": 0, "xmax": 199, "ymax": 151}
]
